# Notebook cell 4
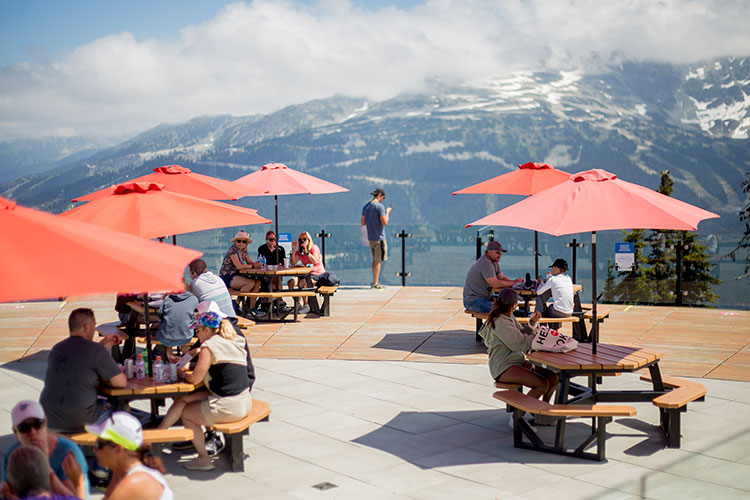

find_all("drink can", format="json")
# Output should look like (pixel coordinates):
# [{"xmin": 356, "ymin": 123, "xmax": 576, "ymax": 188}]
[
  {"xmin": 124, "ymin": 358, "xmax": 134, "ymax": 379},
  {"xmin": 169, "ymin": 363, "xmax": 178, "ymax": 382}
]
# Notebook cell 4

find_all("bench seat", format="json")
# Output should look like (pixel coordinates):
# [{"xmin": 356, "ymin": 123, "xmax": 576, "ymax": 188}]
[
  {"xmin": 494, "ymin": 390, "xmax": 636, "ymax": 461},
  {"xmin": 212, "ymin": 399, "xmax": 271, "ymax": 472},
  {"xmin": 639, "ymin": 373, "xmax": 706, "ymax": 447},
  {"xmin": 316, "ymin": 285, "xmax": 339, "ymax": 316},
  {"xmin": 230, "ymin": 290, "xmax": 316, "ymax": 321},
  {"xmin": 66, "ymin": 428, "xmax": 194, "ymax": 458}
]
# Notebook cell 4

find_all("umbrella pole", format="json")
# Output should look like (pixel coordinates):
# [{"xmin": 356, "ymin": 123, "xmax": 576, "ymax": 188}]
[
  {"xmin": 591, "ymin": 231, "xmax": 598, "ymax": 355},
  {"xmin": 143, "ymin": 293, "xmax": 153, "ymax": 376},
  {"xmin": 275, "ymin": 195, "xmax": 279, "ymax": 264},
  {"xmin": 534, "ymin": 231, "xmax": 539, "ymax": 277}
]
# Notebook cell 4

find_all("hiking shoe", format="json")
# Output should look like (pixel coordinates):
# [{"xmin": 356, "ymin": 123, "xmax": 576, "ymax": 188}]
[
  {"xmin": 183, "ymin": 456, "xmax": 214, "ymax": 471},
  {"xmin": 298, "ymin": 305, "xmax": 311, "ymax": 314},
  {"xmin": 371, "ymin": 283, "xmax": 386, "ymax": 289},
  {"xmin": 171, "ymin": 440, "xmax": 195, "ymax": 451}
]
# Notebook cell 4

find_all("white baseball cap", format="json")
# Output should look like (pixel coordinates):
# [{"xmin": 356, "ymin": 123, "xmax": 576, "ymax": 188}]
[
  {"xmin": 85, "ymin": 411, "xmax": 143, "ymax": 451},
  {"xmin": 11, "ymin": 400, "xmax": 45, "ymax": 427},
  {"xmin": 196, "ymin": 300, "xmax": 228, "ymax": 319}
]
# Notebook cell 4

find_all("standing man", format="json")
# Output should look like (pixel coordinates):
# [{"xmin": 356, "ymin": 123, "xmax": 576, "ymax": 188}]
[
  {"xmin": 463, "ymin": 241, "xmax": 523, "ymax": 313},
  {"xmin": 361, "ymin": 187, "xmax": 392, "ymax": 289},
  {"xmin": 40, "ymin": 308, "xmax": 126, "ymax": 433}
]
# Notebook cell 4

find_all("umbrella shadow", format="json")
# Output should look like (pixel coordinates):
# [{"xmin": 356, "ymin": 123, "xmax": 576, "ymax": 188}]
[
  {"xmin": 351, "ymin": 409, "xmax": 651, "ymax": 467},
  {"xmin": 1, "ymin": 350, "xmax": 50, "ymax": 382},
  {"xmin": 368, "ymin": 331, "xmax": 485, "ymax": 358}
]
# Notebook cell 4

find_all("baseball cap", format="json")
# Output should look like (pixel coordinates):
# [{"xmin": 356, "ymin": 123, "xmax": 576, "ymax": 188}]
[
  {"xmin": 486, "ymin": 241, "xmax": 508, "ymax": 253},
  {"xmin": 85, "ymin": 411, "xmax": 143, "ymax": 451},
  {"xmin": 371, "ymin": 187, "xmax": 386, "ymax": 197},
  {"xmin": 550, "ymin": 258, "xmax": 569, "ymax": 270},
  {"xmin": 11, "ymin": 401, "xmax": 45, "ymax": 427},
  {"xmin": 196, "ymin": 300, "xmax": 228, "ymax": 319},
  {"xmin": 496, "ymin": 288, "xmax": 518, "ymax": 306},
  {"xmin": 190, "ymin": 311, "xmax": 222, "ymax": 329}
]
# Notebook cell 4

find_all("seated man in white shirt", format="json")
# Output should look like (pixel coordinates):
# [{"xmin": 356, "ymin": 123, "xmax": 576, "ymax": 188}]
[{"xmin": 535, "ymin": 258, "xmax": 574, "ymax": 322}]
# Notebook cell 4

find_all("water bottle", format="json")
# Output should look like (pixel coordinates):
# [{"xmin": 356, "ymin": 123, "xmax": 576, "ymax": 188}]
[
  {"xmin": 141, "ymin": 349, "xmax": 150, "ymax": 377},
  {"xmin": 135, "ymin": 354, "xmax": 146, "ymax": 380},
  {"xmin": 153, "ymin": 356, "xmax": 164, "ymax": 383},
  {"xmin": 546, "ymin": 271, "xmax": 552, "ymax": 281},
  {"xmin": 258, "ymin": 253, "xmax": 267, "ymax": 270}
]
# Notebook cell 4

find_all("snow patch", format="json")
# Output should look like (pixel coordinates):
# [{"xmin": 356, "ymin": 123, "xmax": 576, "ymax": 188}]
[{"xmin": 405, "ymin": 141, "xmax": 463, "ymax": 154}]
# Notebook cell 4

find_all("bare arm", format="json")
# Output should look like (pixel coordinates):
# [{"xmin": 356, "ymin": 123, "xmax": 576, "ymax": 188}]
[
  {"xmin": 183, "ymin": 347, "xmax": 211, "ymax": 385},
  {"xmin": 486, "ymin": 275, "xmax": 521, "ymax": 289},
  {"xmin": 107, "ymin": 372, "xmax": 127, "ymax": 388},
  {"xmin": 230, "ymin": 253, "xmax": 256, "ymax": 271},
  {"xmin": 361, "ymin": 215, "xmax": 366, "ymax": 226},
  {"xmin": 380, "ymin": 206, "xmax": 392, "ymax": 226}
]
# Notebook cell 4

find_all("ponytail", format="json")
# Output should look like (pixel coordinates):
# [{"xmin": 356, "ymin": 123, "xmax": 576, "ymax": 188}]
[
  {"xmin": 219, "ymin": 319, "xmax": 237, "ymax": 340},
  {"xmin": 487, "ymin": 297, "xmax": 514, "ymax": 329},
  {"xmin": 137, "ymin": 443, "xmax": 166, "ymax": 474}
]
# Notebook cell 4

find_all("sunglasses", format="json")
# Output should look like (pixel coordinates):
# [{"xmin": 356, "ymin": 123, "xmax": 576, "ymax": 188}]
[
  {"xmin": 267, "ymin": 237, "xmax": 276, "ymax": 241},
  {"xmin": 16, "ymin": 418, "xmax": 44, "ymax": 434},
  {"xmin": 298, "ymin": 239, "xmax": 307, "ymax": 243},
  {"xmin": 95, "ymin": 438, "xmax": 117, "ymax": 450},
  {"xmin": 235, "ymin": 240, "xmax": 248, "ymax": 244}
]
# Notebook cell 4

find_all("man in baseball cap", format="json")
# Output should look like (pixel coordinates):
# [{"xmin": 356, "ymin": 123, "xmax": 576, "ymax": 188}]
[
  {"xmin": 2, "ymin": 400, "xmax": 89, "ymax": 498},
  {"xmin": 463, "ymin": 240, "xmax": 523, "ymax": 314},
  {"xmin": 361, "ymin": 187, "xmax": 392, "ymax": 289}
]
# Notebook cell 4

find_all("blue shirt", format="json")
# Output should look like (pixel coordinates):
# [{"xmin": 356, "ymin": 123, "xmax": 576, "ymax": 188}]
[
  {"xmin": 362, "ymin": 201, "xmax": 386, "ymax": 241},
  {"xmin": 2, "ymin": 436, "xmax": 90, "ymax": 499}
]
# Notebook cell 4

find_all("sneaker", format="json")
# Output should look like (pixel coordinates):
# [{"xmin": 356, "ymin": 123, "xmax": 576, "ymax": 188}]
[
  {"xmin": 298, "ymin": 305, "xmax": 310, "ymax": 314},
  {"xmin": 251, "ymin": 307, "xmax": 267, "ymax": 318},
  {"xmin": 183, "ymin": 456, "xmax": 215, "ymax": 471},
  {"xmin": 276, "ymin": 301, "xmax": 291, "ymax": 314},
  {"xmin": 207, "ymin": 434, "xmax": 225, "ymax": 457},
  {"xmin": 171, "ymin": 440, "xmax": 195, "ymax": 451},
  {"xmin": 371, "ymin": 283, "xmax": 386, "ymax": 289}
]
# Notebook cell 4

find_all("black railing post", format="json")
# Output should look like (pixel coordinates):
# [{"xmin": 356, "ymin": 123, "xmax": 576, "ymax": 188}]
[
  {"xmin": 315, "ymin": 229, "xmax": 331, "ymax": 267},
  {"xmin": 565, "ymin": 238, "xmax": 585, "ymax": 283},
  {"xmin": 395, "ymin": 229, "xmax": 412, "ymax": 286}
]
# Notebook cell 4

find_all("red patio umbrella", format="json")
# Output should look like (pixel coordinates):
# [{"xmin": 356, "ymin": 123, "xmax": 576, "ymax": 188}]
[
  {"xmin": 454, "ymin": 162, "xmax": 571, "ymax": 275},
  {"xmin": 466, "ymin": 169, "xmax": 719, "ymax": 352},
  {"xmin": 1, "ymin": 196, "xmax": 202, "ymax": 303},
  {"xmin": 60, "ymin": 182, "xmax": 270, "ymax": 239},
  {"xmin": 72, "ymin": 165, "xmax": 265, "ymax": 202},
  {"xmin": 234, "ymin": 163, "xmax": 349, "ymax": 260}
]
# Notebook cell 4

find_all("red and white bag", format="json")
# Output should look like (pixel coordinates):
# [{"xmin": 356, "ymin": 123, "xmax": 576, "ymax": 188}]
[{"xmin": 531, "ymin": 324, "xmax": 578, "ymax": 353}]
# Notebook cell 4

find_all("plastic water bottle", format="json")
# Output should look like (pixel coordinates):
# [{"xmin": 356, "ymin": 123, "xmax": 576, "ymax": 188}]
[
  {"xmin": 258, "ymin": 253, "xmax": 267, "ymax": 270},
  {"xmin": 135, "ymin": 354, "xmax": 146, "ymax": 380},
  {"xmin": 546, "ymin": 271, "xmax": 552, "ymax": 281},
  {"xmin": 153, "ymin": 356, "xmax": 164, "ymax": 383}
]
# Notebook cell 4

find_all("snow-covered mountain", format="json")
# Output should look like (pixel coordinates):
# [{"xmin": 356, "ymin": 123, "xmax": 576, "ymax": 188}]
[{"xmin": 1, "ymin": 57, "xmax": 748, "ymax": 232}]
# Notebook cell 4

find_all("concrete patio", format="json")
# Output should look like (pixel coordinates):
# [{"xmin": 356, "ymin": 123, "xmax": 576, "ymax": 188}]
[{"xmin": 1, "ymin": 286, "xmax": 749, "ymax": 499}]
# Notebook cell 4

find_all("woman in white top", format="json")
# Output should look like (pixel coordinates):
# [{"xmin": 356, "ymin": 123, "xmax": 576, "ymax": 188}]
[
  {"xmin": 86, "ymin": 412, "xmax": 173, "ymax": 500},
  {"xmin": 535, "ymin": 258, "xmax": 574, "ymax": 318}
]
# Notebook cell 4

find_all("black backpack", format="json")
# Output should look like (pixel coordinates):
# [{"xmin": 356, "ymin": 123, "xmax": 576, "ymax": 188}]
[{"xmin": 317, "ymin": 272, "xmax": 340, "ymax": 287}]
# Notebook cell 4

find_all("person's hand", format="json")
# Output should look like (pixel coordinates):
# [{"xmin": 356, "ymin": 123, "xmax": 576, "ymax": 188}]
[
  {"xmin": 100, "ymin": 334, "xmax": 121, "ymax": 348},
  {"xmin": 531, "ymin": 311, "xmax": 542, "ymax": 322},
  {"xmin": 61, "ymin": 452, "xmax": 84, "ymax": 493},
  {"xmin": 514, "ymin": 278, "xmax": 524, "ymax": 284},
  {"xmin": 292, "ymin": 240, "xmax": 298, "ymax": 252},
  {"xmin": 386, "ymin": 206, "xmax": 392, "ymax": 213}
]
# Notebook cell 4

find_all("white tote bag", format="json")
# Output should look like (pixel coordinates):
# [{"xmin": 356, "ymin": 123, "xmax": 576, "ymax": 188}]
[{"xmin": 531, "ymin": 324, "xmax": 578, "ymax": 353}]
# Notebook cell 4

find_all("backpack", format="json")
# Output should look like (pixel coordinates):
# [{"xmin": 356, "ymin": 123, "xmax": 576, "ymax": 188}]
[{"xmin": 317, "ymin": 271, "xmax": 340, "ymax": 287}]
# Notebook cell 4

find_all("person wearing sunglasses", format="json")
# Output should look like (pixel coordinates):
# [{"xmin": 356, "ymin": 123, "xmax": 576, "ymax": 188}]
[
  {"xmin": 288, "ymin": 232, "xmax": 326, "ymax": 314},
  {"xmin": 4, "ymin": 445, "xmax": 81, "ymax": 500},
  {"xmin": 256, "ymin": 230, "xmax": 290, "ymax": 314},
  {"xmin": 1, "ymin": 400, "xmax": 88, "ymax": 499},
  {"xmin": 218, "ymin": 230, "xmax": 264, "ymax": 317},
  {"xmin": 87, "ymin": 411, "xmax": 173, "ymax": 500}
]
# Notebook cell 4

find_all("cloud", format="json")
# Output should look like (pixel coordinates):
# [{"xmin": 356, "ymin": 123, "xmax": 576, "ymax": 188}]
[{"xmin": 1, "ymin": 0, "xmax": 748, "ymax": 139}]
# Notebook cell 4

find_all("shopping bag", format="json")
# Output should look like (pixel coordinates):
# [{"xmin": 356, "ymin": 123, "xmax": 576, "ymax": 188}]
[{"xmin": 531, "ymin": 324, "xmax": 578, "ymax": 353}]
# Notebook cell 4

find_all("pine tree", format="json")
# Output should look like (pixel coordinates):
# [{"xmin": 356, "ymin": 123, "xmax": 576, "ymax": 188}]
[
  {"xmin": 679, "ymin": 231, "xmax": 720, "ymax": 304},
  {"xmin": 646, "ymin": 171, "xmax": 679, "ymax": 303},
  {"xmin": 730, "ymin": 173, "xmax": 750, "ymax": 282},
  {"xmin": 602, "ymin": 259, "xmax": 618, "ymax": 302}
]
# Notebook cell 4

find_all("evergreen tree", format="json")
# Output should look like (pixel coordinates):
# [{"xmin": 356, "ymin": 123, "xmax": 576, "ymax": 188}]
[
  {"xmin": 679, "ymin": 231, "xmax": 720, "ymax": 304},
  {"xmin": 730, "ymin": 173, "xmax": 750, "ymax": 282},
  {"xmin": 602, "ymin": 259, "xmax": 618, "ymax": 302},
  {"xmin": 646, "ymin": 171, "xmax": 679, "ymax": 303}
]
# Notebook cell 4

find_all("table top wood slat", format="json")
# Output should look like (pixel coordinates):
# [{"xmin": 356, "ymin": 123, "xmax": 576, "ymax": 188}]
[
  {"xmin": 240, "ymin": 266, "xmax": 313, "ymax": 277},
  {"xmin": 527, "ymin": 343, "xmax": 662, "ymax": 372},
  {"xmin": 100, "ymin": 377, "xmax": 197, "ymax": 396}
]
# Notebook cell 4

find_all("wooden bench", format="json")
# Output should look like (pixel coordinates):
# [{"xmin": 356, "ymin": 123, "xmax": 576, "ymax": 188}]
[
  {"xmin": 465, "ymin": 309, "xmax": 579, "ymax": 342},
  {"xmin": 212, "ymin": 399, "xmax": 271, "ymax": 472},
  {"xmin": 231, "ymin": 290, "xmax": 317, "ymax": 321},
  {"xmin": 316, "ymin": 285, "xmax": 339, "ymax": 317},
  {"xmin": 494, "ymin": 381, "xmax": 523, "ymax": 412},
  {"xmin": 640, "ymin": 374, "xmax": 706, "ymax": 447},
  {"xmin": 66, "ymin": 428, "xmax": 194, "ymax": 459},
  {"xmin": 582, "ymin": 307, "xmax": 612, "ymax": 322},
  {"xmin": 494, "ymin": 390, "xmax": 636, "ymax": 461}
]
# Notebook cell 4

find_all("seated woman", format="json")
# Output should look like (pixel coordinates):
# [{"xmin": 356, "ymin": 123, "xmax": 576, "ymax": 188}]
[
  {"xmin": 482, "ymin": 288, "xmax": 558, "ymax": 403},
  {"xmin": 287, "ymin": 231, "xmax": 325, "ymax": 315},
  {"xmin": 157, "ymin": 311, "xmax": 253, "ymax": 471},
  {"xmin": 87, "ymin": 411, "xmax": 173, "ymax": 500},
  {"xmin": 535, "ymin": 258, "xmax": 574, "ymax": 325},
  {"xmin": 218, "ymin": 230, "xmax": 262, "ymax": 316}
]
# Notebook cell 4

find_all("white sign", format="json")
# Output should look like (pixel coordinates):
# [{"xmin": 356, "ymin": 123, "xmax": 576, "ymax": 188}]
[{"xmin": 615, "ymin": 242, "xmax": 634, "ymax": 271}]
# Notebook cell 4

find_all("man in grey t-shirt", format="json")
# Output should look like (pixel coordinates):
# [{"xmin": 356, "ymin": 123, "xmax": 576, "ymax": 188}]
[
  {"xmin": 361, "ymin": 187, "xmax": 392, "ymax": 289},
  {"xmin": 39, "ymin": 308, "xmax": 126, "ymax": 432},
  {"xmin": 188, "ymin": 258, "xmax": 235, "ymax": 318},
  {"xmin": 463, "ymin": 241, "xmax": 523, "ymax": 313}
]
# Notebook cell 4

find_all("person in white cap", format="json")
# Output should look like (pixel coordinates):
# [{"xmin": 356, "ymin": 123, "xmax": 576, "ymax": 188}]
[
  {"xmin": 218, "ymin": 230, "xmax": 264, "ymax": 316},
  {"xmin": 86, "ymin": 411, "xmax": 173, "ymax": 500},
  {"xmin": 0, "ymin": 400, "xmax": 88, "ymax": 499}
]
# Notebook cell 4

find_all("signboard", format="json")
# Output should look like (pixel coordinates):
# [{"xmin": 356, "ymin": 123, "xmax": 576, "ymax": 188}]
[
  {"xmin": 278, "ymin": 233, "xmax": 293, "ymax": 256},
  {"xmin": 615, "ymin": 242, "xmax": 634, "ymax": 271}
]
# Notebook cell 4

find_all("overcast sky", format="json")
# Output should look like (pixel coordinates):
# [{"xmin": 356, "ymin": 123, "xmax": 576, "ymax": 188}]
[{"xmin": 1, "ymin": 0, "xmax": 748, "ymax": 140}]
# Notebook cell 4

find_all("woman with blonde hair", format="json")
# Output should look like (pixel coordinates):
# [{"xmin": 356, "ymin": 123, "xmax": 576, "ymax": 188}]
[
  {"xmin": 157, "ymin": 311, "xmax": 252, "ymax": 471},
  {"xmin": 218, "ymin": 230, "xmax": 262, "ymax": 315},
  {"xmin": 288, "ymin": 231, "xmax": 326, "ymax": 314},
  {"xmin": 87, "ymin": 411, "xmax": 173, "ymax": 499}
]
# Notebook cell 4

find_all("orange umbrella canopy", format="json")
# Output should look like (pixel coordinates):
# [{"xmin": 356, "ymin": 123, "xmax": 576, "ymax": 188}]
[
  {"xmin": 73, "ymin": 165, "xmax": 265, "ymax": 202},
  {"xmin": 453, "ymin": 162, "xmax": 571, "ymax": 196},
  {"xmin": 60, "ymin": 182, "xmax": 270, "ymax": 239},
  {"xmin": 0, "ymin": 196, "xmax": 202, "ymax": 302},
  {"xmin": 234, "ymin": 163, "xmax": 348, "ymax": 196},
  {"xmin": 466, "ymin": 169, "xmax": 719, "ymax": 234}
]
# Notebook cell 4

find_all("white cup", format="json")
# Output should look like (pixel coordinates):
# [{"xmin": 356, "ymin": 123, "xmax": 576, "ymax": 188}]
[{"xmin": 283, "ymin": 258, "xmax": 290, "ymax": 268}]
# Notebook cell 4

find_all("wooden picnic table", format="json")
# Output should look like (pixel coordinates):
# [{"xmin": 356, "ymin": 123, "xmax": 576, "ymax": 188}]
[
  {"xmin": 239, "ymin": 266, "xmax": 321, "ymax": 320},
  {"xmin": 100, "ymin": 376, "xmax": 200, "ymax": 422}
]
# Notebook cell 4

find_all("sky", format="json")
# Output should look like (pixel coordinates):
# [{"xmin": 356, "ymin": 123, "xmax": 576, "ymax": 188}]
[{"xmin": 1, "ymin": 0, "xmax": 748, "ymax": 140}]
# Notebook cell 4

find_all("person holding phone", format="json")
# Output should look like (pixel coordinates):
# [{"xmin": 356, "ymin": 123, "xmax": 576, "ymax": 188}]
[
  {"xmin": 361, "ymin": 187, "xmax": 391, "ymax": 289},
  {"xmin": 288, "ymin": 232, "xmax": 325, "ymax": 314}
]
